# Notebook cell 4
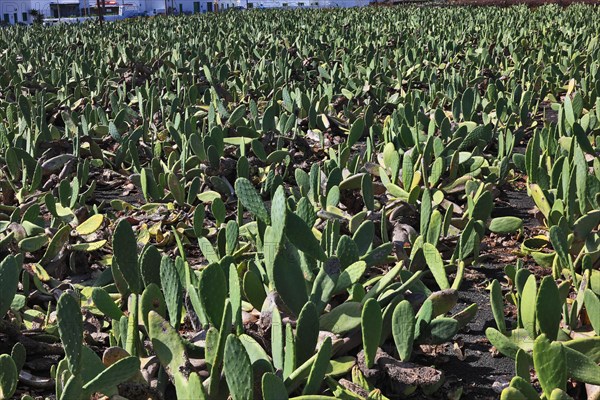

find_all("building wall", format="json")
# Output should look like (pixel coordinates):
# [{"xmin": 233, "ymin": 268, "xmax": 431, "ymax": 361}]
[
  {"xmin": 142, "ymin": 0, "xmax": 165, "ymax": 14},
  {"xmin": 249, "ymin": 0, "xmax": 369, "ymax": 8},
  {"xmin": 1, "ymin": 0, "xmax": 369, "ymax": 23},
  {"xmin": 173, "ymin": 0, "xmax": 207, "ymax": 14},
  {"xmin": 4, "ymin": 0, "xmax": 82, "ymax": 20},
  {"xmin": 327, "ymin": 0, "xmax": 369, "ymax": 6},
  {"xmin": 173, "ymin": 0, "xmax": 245, "ymax": 13},
  {"xmin": 1, "ymin": 0, "xmax": 33, "ymax": 23}
]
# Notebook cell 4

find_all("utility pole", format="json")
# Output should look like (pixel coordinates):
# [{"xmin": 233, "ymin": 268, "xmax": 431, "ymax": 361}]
[{"xmin": 96, "ymin": 0, "xmax": 104, "ymax": 25}]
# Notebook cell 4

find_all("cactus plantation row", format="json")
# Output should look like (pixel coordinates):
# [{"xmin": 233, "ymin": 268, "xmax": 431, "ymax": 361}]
[{"xmin": 0, "ymin": 4, "xmax": 599, "ymax": 400}]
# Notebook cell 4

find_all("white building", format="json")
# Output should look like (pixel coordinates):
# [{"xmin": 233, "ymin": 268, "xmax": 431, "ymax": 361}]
[
  {"xmin": 0, "ymin": 0, "xmax": 218, "ymax": 21},
  {"xmin": 1, "ymin": 0, "xmax": 38, "ymax": 23},
  {"xmin": 1, "ymin": 0, "xmax": 120, "ymax": 22},
  {"xmin": 0, "ymin": 0, "xmax": 367, "ymax": 24}
]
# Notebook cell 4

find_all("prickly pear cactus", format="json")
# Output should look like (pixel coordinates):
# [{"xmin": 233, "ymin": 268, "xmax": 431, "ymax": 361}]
[
  {"xmin": 91, "ymin": 287, "xmax": 124, "ymax": 321},
  {"xmin": 112, "ymin": 219, "xmax": 141, "ymax": 294},
  {"xmin": 140, "ymin": 283, "xmax": 167, "ymax": 329},
  {"xmin": 10, "ymin": 343, "xmax": 25, "ymax": 373},
  {"xmin": 535, "ymin": 276, "xmax": 562, "ymax": 341},
  {"xmin": 160, "ymin": 255, "xmax": 183, "ymax": 329},
  {"xmin": 0, "ymin": 354, "xmax": 18, "ymax": 400},
  {"xmin": 533, "ymin": 334, "xmax": 567, "ymax": 396},
  {"xmin": 235, "ymin": 177, "xmax": 270, "ymax": 224},
  {"xmin": 82, "ymin": 356, "xmax": 141, "ymax": 395},
  {"xmin": 57, "ymin": 292, "xmax": 83, "ymax": 375},
  {"xmin": 270, "ymin": 185, "xmax": 287, "ymax": 246},
  {"xmin": 147, "ymin": 310, "xmax": 188, "ymax": 375},
  {"xmin": 584, "ymin": 289, "xmax": 600, "ymax": 335},
  {"xmin": 488, "ymin": 216, "xmax": 523, "ymax": 234},
  {"xmin": 262, "ymin": 372, "xmax": 289, "ymax": 400},
  {"xmin": 199, "ymin": 261, "xmax": 227, "ymax": 328},
  {"xmin": 296, "ymin": 301, "xmax": 319, "ymax": 367},
  {"xmin": 303, "ymin": 336, "xmax": 332, "ymax": 395},
  {"xmin": 285, "ymin": 212, "xmax": 328, "ymax": 262},
  {"xmin": 392, "ymin": 300, "xmax": 415, "ymax": 362},
  {"xmin": 361, "ymin": 298, "xmax": 382, "ymax": 368},
  {"xmin": 224, "ymin": 334, "xmax": 254, "ymax": 400},
  {"xmin": 139, "ymin": 244, "xmax": 161, "ymax": 287},
  {"xmin": 0, "ymin": 256, "xmax": 20, "ymax": 318}
]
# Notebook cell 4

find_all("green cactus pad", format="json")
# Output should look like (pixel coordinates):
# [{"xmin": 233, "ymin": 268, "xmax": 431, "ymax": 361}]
[
  {"xmin": 139, "ymin": 244, "xmax": 161, "ymax": 287},
  {"xmin": 147, "ymin": 310, "xmax": 188, "ymax": 376},
  {"xmin": 263, "ymin": 372, "xmax": 289, "ymax": 400},
  {"xmin": 303, "ymin": 337, "xmax": 332, "ymax": 395},
  {"xmin": 584, "ymin": 289, "xmax": 600, "ymax": 335},
  {"xmin": 10, "ymin": 343, "xmax": 25, "ymax": 373},
  {"xmin": 428, "ymin": 289, "xmax": 459, "ymax": 318},
  {"xmin": 490, "ymin": 280, "xmax": 506, "ymax": 334},
  {"xmin": 91, "ymin": 287, "xmax": 124, "ymax": 321},
  {"xmin": 199, "ymin": 262, "xmax": 228, "ymax": 328},
  {"xmin": 229, "ymin": 263, "xmax": 243, "ymax": 333},
  {"xmin": 361, "ymin": 298, "xmax": 382, "ymax": 368},
  {"xmin": 452, "ymin": 303, "xmax": 478, "ymax": 329},
  {"xmin": 352, "ymin": 221, "xmax": 374, "ymax": 256},
  {"xmin": 0, "ymin": 256, "xmax": 20, "ymax": 318},
  {"xmin": 235, "ymin": 177, "xmax": 270, "ymax": 224},
  {"xmin": 500, "ymin": 387, "xmax": 528, "ymax": 400},
  {"xmin": 508, "ymin": 376, "xmax": 540, "ymax": 400},
  {"xmin": 533, "ymin": 334, "xmax": 567, "ymax": 396},
  {"xmin": 209, "ymin": 300, "xmax": 232, "ymax": 396},
  {"xmin": 320, "ymin": 302, "xmax": 362, "ymax": 334},
  {"xmin": 271, "ymin": 306, "xmax": 285, "ymax": 371},
  {"xmin": 489, "ymin": 216, "xmax": 523, "ymax": 234},
  {"xmin": 296, "ymin": 302, "xmax": 319, "ymax": 367},
  {"xmin": 428, "ymin": 317, "xmax": 459, "ymax": 344},
  {"xmin": 563, "ymin": 346, "xmax": 600, "ymax": 385},
  {"xmin": 485, "ymin": 328, "xmax": 533, "ymax": 360},
  {"xmin": 414, "ymin": 299, "xmax": 433, "ymax": 341},
  {"xmin": 392, "ymin": 300, "xmax": 415, "ymax": 361},
  {"xmin": 57, "ymin": 293, "xmax": 83, "ymax": 375},
  {"xmin": 226, "ymin": 220, "xmax": 239, "ymax": 256},
  {"xmin": 0, "ymin": 354, "xmax": 18, "ymax": 400},
  {"xmin": 423, "ymin": 243, "xmax": 450, "ymax": 290},
  {"xmin": 549, "ymin": 389, "xmax": 574, "ymax": 400},
  {"xmin": 59, "ymin": 374, "xmax": 83, "ymax": 400},
  {"xmin": 521, "ymin": 275, "xmax": 537, "ymax": 339},
  {"xmin": 140, "ymin": 283, "xmax": 167, "ymax": 329},
  {"xmin": 334, "ymin": 261, "xmax": 367, "ymax": 294},
  {"xmin": 239, "ymin": 333, "xmax": 274, "ymax": 375},
  {"xmin": 224, "ymin": 334, "xmax": 254, "ymax": 400},
  {"xmin": 125, "ymin": 294, "xmax": 140, "ymax": 357},
  {"xmin": 273, "ymin": 243, "xmax": 309, "ymax": 316},
  {"xmin": 535, "ymin": 276, "xmax": 562, "ymax": 341},
  {"xmin": 285, "ymin": 212, "xmax": 327, "ymax": 262},
  {"xmin": 515, "ymin": 349, "xmax": 532, "ymax": 381},
  {"xmin": 336, "ymin": 235, "xmax": 360, "ymax": 270},
  {"xmin": 309, "ymin": 259, "xmax": 341, "ymax": 315},
  {"xmin": 270, "ymin": 185, "xmax": 288, "ymax": 245},
  {"xmin": 160, "ymin": 255, "xmax": 184, "ymax": 329},
  {"xmin": 82, "ymin": 356, "xmax": 140, "ymax": 396},
  {"xmin": 243, "ymin": 270, "xmax": 267, "ymax": 311},
  {"xmin": 112, "ymin": 219, "xmax": 141, "ymax": 294}
]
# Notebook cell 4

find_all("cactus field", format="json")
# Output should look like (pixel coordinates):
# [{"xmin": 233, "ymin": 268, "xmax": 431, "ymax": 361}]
[{"xmin": 1, "ymin": 4, "xmax": 600, "ymax": 400}]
